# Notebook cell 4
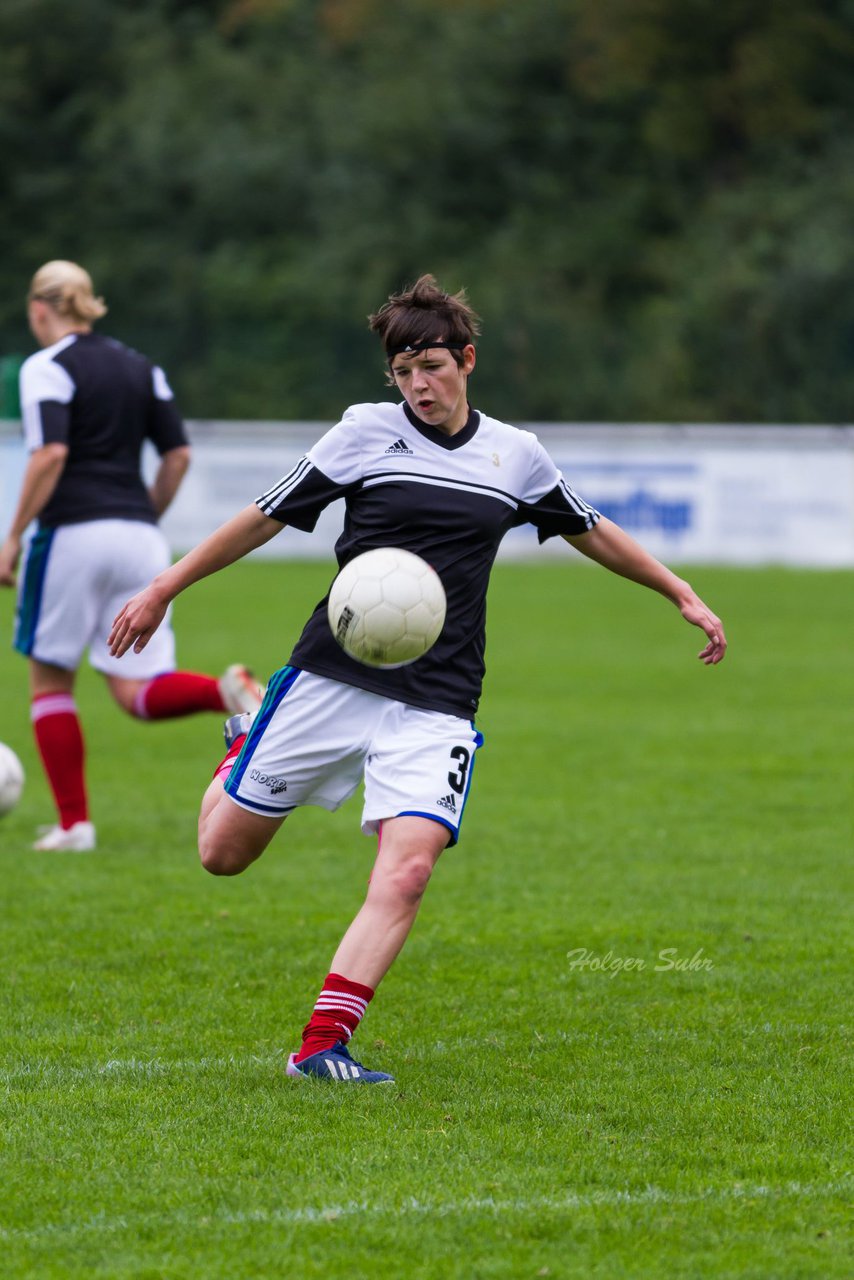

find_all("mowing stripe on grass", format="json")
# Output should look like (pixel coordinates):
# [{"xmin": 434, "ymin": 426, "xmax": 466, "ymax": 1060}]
[
  {"xmin": 0, "ymin": 1053, "xmax": 289, "ymax": 1083},
  {"xmin": 0, "ymin": 1180, "xmax": 849, "ymax": 1246}
]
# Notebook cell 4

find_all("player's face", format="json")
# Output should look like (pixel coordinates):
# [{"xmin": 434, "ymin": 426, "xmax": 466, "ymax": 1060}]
[
  {"xmin": 390, "ymin": 344, "xmax": 476, "ymax": 435},
  {"xmin": 27, "ymin": 299, "xmax": 51, "ymax": 347}
]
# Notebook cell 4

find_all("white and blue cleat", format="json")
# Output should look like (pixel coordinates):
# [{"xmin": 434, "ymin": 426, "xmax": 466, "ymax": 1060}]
[
  {"xmin": 223, "ymin": 712, "xmax": 252, "ymax": 749},
  {"xmin": 218, "ymin": 664, "xmax": 265, "ymax": 714},
  {"xmin": 286, "ymin": 1041, "xmax": 394, "ymax": 1084}
]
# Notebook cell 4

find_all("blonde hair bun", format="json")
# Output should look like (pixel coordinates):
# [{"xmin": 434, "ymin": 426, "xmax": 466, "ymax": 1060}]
[{"xmin": 29, "ymin": 260, "xmax": 108, "ymax": 323}]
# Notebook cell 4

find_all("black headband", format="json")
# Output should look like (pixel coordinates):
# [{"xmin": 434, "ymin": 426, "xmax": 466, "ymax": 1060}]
[{"xmin": 386, "ymin": 340, "xmax": 468, "ymax": 359}]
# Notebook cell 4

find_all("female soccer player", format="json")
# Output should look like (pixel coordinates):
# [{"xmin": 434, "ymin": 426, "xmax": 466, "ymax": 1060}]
[
  {"xmin": 0, "ymin": 260, "xmax": 263, "ymax": 852},
  {"xmin": 109, "ymin": 275, "xmax": 726, "ymax": 1082}
]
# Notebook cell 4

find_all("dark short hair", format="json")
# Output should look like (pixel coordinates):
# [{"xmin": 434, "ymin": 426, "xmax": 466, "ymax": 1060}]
[{"xmin": 368, "ymin": 274, "xmax": 481, "ymax": 370}]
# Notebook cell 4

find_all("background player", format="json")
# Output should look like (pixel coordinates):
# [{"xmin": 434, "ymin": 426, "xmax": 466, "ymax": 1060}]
[
  {"xmin": 109, "ymin": 275, "xmax": 726, "ymax": 1082},
  {"xmin": 0, "ymin": 260, "xmax": 264, "ymax": 852}
]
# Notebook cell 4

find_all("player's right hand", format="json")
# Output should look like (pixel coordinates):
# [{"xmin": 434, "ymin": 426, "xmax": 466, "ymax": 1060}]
[
  {"xmin": 109, "ymin": 586, "xmax": 169, "ymax": 656},
  {"xmin": 0, "ymin": 534, "xmax": 21, "ymax": 587}
]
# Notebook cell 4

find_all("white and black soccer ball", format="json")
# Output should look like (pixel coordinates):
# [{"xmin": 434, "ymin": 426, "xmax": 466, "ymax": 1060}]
[
  {"xmin": 327, "ymin": 547, "xmax": 447, "ymax": 669},
  {"xmin": 0, "ymin": 742, "xmax": 25, "ymax": 817}
]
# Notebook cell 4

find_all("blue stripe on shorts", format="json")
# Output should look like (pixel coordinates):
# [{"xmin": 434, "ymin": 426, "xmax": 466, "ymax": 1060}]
[
  {"xmin": 398, "ymin": 722, "xmax": 484, "ymax": 848},
  {"xmin": 449, "ymin": 723, "xmax": 484, "ymax": 844},
  {"xmin": 13, "ymin": 527, "xmax": 55, "ymax": 657},
  {"xmin": 396, "ymin": 810, "xmax": 458, "ymax": 844},
  {"xmin": 224, "ymin": 665, "xmax": 302, "ymax": 800},
  {"xmin": 457, "ymin": 724, "xmax": 484, "ymax": 826}
]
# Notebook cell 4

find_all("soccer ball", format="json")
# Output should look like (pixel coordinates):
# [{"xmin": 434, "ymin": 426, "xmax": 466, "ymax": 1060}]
[
  {"xmin": 327, "ymin": 547, "xmax": 447, "ymax": 669},
  {"xmin": 0, "ymin": 742, "xmax": 24, "ymax": 817}
]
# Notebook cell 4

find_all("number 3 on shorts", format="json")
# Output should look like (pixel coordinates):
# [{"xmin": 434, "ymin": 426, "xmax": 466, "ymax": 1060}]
[{"xmin": 447, "ymin": 745, "xmax": 471, "ymax": 795}]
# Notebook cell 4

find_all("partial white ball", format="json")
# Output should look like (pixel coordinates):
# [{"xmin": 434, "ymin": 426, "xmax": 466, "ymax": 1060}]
[
  {"xmin": 328, "ymin": 547, "xmax": 447, "ymax": 669},
  {"xmin": 0, "ymin": 742, "xmax": 25, "ymax": 817}
]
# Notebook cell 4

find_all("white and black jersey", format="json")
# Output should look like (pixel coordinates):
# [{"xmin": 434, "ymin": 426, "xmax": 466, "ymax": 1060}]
[
  {"xmin": 257, "ymin": 401, "xmax": 600, "ymax": 719},
  {"xmin": 19, "ymin": 332, "xmax": 188, "ymax": 528}
]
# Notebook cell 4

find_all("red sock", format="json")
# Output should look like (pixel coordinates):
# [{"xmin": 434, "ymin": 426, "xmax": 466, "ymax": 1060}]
[
  {"xmin": 295, "ymin": 972, "xmax": 375, "ymax": 1062},
  {"xmin": 132, "ymin": 672, "xmax": 225, "ymax": 720},
  {"xmin": 31, "ymin": 693, "xmax": 88, "ymax": 828},
  {"xmin": 212, "ymin": 734, "xmax": 247, "ymax": 783}
]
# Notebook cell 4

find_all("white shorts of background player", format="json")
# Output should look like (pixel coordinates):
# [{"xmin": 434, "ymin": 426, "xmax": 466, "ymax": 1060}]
[{"xmin": 15, "ymin": 518, "xmax": 177, "ymax": 678}]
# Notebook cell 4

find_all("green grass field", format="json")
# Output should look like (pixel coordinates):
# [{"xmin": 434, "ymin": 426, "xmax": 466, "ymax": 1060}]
[{"xmin": 1, "ymin": 560, "xmax": 851, "ymax": 1278}]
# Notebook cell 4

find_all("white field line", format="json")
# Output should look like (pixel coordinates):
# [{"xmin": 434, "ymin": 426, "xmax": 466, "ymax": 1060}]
[{"xmin": 0, "ymin": 1181, "xmax": 849, "ymax": 1245}]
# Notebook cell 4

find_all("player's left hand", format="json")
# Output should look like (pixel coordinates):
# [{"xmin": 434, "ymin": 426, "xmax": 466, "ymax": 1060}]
[{"xmin": 679, "ymin": 596, "xmax": 727, "ymax": 665}]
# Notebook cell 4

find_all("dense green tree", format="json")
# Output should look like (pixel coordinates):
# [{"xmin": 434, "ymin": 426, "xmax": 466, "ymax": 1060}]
[{"xmin": 0, "ymin": 0, "xmax": 852, "ymax": 421}]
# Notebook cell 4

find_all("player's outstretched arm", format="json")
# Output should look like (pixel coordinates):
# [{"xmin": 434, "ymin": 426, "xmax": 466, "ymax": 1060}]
[
  {"xmin": 564, "ymin": 517, "xmax": 727, "ymax": 665},
  {"xmin": 109, "ymin": 503, "xmax": 283, "ymax": 657}
]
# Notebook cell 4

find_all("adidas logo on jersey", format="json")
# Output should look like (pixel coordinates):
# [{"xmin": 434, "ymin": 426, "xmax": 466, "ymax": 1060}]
[
  {"xmin": 384, "ymin": 438, "xmax": 414, "ymax": 455},
  {"xmin": 436, "ymin": 793, "xmax": 457, "ymax": 814}
]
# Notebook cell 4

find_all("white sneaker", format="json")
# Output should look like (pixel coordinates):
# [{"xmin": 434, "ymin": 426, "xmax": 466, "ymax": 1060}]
[
  {"xmin": 219, "ymin": 664, "xmax": 266, "ymax": 714},
  {"xmin": 32, "ymin": 821, "xmax": 97, "ymax": 852}
]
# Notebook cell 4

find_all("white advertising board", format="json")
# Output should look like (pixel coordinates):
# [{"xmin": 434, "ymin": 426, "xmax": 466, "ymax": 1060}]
[
  {"xmin": 509, "ymin": 425, "xmax": 854, "ymax": 566},
  {"xmin": 2, "ymin": 421, "xmax": 853, "ymax": 566}
]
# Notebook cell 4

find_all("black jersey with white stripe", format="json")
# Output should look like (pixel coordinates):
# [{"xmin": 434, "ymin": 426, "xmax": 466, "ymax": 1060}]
[
  {"xmin": 257, "ymin": 401, "xmax": 600, "ymax": 719},
  {"xmin": 19, "ymin": 332, "xmax": 188, "ymax": 527}
]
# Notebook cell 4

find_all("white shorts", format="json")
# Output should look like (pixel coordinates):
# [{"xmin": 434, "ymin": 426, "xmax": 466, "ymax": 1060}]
[
  {"xmin": 14, "ymin": 519, "xmax": 177, "ymax": 678},
  {"xmin": 224, "ymin": 669, "xmax": 484, "ymax": 845}
]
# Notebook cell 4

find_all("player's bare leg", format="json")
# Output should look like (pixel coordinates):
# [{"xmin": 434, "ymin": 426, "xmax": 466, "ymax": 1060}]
[
  {"xmin": 331, "ymin": 815, "xmax": 450, "ymax": 988},
  {"xmin": 197, "ymin": 778, "xmax": 286, "ymax": 876},
  {"xmin": 288, "ymin": 815, "xmax": 449, "ymax": 1083},
  {"xmin": 29, "ymin": 657, "xmax": 75, "ymax": 700},
  {"xmin": 104, "ymin": 667, "xmax": 263, "ymax": 719},
  {"xmin": 104, "ymin": 675, "xmax": 147, "ymax": 713}
]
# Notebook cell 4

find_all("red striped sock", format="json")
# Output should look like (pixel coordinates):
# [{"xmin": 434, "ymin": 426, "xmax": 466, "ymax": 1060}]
[
  {"xmin": 132, "ymin": 672, "xmax": 225, "ymax": 720},
  {"xmin": 31, "ymin": 693, "xmax": 88, "ymax": 828},
  {"xmin": 212, "ymin": 734, "xmax": 247, "ymax": 783},
  {"xmin": 294, "ymin": 972, "xmax": 375, "ymax": 1062}
]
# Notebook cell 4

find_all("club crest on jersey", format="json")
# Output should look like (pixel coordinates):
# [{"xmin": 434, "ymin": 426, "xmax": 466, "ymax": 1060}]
[{"xmin": 385, "ymin": 438, "xmax": 414, "ymax": 455}]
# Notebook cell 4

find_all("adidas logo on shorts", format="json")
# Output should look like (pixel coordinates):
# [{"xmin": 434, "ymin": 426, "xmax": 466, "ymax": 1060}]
[
  {"xmin": 437, "ymin": 793, "xmax": 457, "ymax": 814},
  {"xmin": 384, "ymin": 438, "xmax": 414, "ymax": 455}
]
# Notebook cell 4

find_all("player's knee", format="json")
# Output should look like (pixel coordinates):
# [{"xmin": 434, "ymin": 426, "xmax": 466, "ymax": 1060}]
[
  {"xmin": 385, "ymin": 855, "xmax": 435, "ymax": 905},
  {"xmin": 198, "ymin": 834, "xmax": 247, "ymax": 877},
  {"xmin": 198, "ymin": 798, "xmax": 274, "ymax": 876},
  {"xmin": 111, "ymin": 685, "xmax": 140, "ymax": 716}
]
